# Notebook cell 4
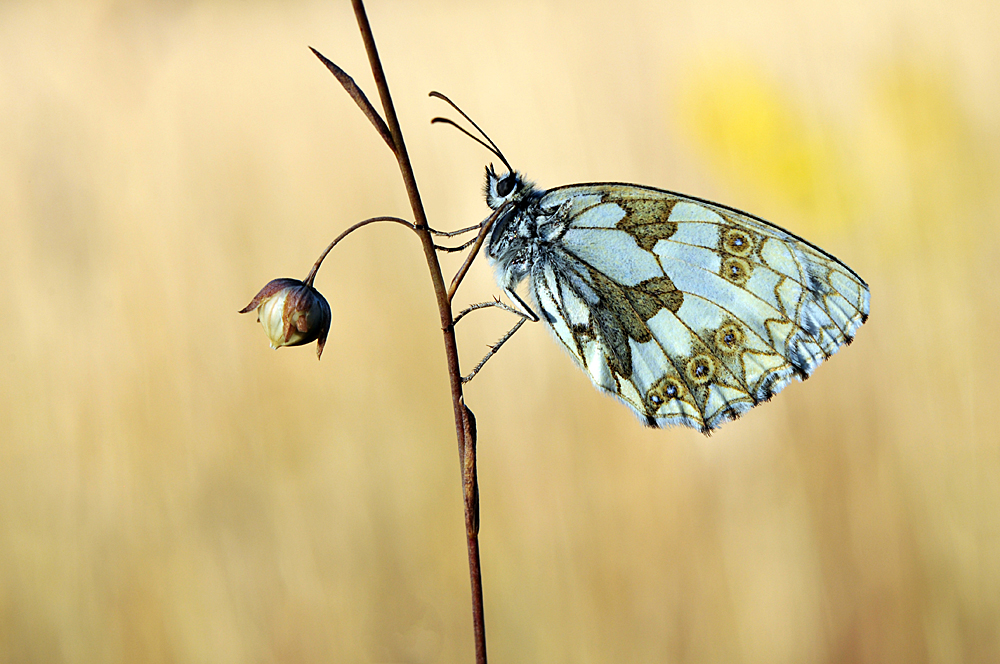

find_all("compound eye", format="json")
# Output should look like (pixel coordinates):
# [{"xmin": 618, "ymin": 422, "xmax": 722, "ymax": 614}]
[{"xmin": 496, "ymin": 175, "xmax": 515, "ymax": 197}]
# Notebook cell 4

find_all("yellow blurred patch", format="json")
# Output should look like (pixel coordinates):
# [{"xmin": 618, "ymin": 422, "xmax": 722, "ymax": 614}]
[
  {"xmin": 676, "ymin": 61, "xmax": 854, "ymax": 232},
  {"xmin": 871, "ymin": 56, "xmax": 993, "ymax": 245}
]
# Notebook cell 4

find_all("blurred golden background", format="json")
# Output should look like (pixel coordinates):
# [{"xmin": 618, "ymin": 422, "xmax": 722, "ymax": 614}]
[{"xmin": 2, "ymin": 0, "xmax": 998, "ymax": 662}]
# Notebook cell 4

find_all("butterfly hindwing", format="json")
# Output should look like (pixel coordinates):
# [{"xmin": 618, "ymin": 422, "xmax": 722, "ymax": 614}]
[{"xmin": 505, "ymin": 182, "xmax": 869, "ymax": 432}]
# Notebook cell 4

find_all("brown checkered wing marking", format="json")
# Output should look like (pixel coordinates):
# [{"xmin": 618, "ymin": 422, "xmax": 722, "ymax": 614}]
[{"xmin": 529, "ymin": 183, "xmax": 870, "ymax": 432}]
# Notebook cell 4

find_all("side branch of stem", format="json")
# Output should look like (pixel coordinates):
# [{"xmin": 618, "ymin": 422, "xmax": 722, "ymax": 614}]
[
  {"xmin": 448, "ymin": 206, "xmax": 504, "ymax": 300},
  {"xmin": 310, "ymin": 47, "xmax": 394, "ymax": 152},
  {"xmin": 304, "ymin": 216, "xmax": 415, "ymax": 287}
]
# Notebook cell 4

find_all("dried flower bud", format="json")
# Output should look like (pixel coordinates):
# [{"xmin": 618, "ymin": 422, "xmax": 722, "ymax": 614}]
[{"xmin": 239, "ymin": 278, "xmax": 331, "ymax": 359}]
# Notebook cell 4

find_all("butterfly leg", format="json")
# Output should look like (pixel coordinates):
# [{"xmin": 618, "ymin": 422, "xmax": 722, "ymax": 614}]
[
  {"xmin": 428, "ymin": 222, "xmax": 486, "ymax": 238},
  {"xmin": 428, "ymin": 221, "xmax": 487, "ymax": 252},
  {"xmin": 462, "ymin": 317, "xmax": 528, "ymax": 384},
  {"xmin": 453, "ymin": 299, "xmax": 526, "ymax": 325},
  {"xmin": 434, "ymin": 234, "xmax": 481, "ymax": 253},
  {"xmin": 453, "ymin": 298, "xmax": 536, "ymax": 384},
  {"xmin": 502, "ymin": 287, "xmax": 540, "ymax": 323}
]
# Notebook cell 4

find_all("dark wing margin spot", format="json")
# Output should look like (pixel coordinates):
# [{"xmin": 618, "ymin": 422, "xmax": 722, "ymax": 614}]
[
  {"xmin": 757, "ymin": 375, "xmax": 779, "ymax": 402},
  {"xmin": 787, "ymin": 345, "xmax": 810, "ymax": 379}
]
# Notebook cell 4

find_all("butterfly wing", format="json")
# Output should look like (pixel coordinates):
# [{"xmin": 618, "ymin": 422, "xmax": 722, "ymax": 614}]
[{"xmin": 527, "ymin": 183, "xmax": 870, "ymax": 433}]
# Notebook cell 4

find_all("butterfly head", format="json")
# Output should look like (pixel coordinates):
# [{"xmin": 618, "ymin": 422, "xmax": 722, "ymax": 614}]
[
  {"xmin": 428, "ymin": 92, "xmax": 534, "ymax": 210},
  {"xmin": 484, "ymin": 164, "xmax": 534, "ymax": 210}
]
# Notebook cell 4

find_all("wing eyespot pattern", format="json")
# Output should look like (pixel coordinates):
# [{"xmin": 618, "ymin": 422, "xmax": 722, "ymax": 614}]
[{"xmin": 485, "ymin": 181, "xmax": 869, "ymax": 432}]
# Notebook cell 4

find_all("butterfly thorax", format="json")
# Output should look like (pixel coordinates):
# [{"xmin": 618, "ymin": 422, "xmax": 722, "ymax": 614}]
[{"xmin": 484, "ymin": 168, "xmax": 572, "ymax": 294}]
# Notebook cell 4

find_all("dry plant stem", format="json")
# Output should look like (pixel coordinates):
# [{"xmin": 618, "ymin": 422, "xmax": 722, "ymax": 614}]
[
  {"xmin": 347, "ymin": 1, "xmax": 487, "ymax": 662},
  {"xmin": 448, "ymin": 206, "xmax": 504, "ymax": 300},
  {"xmin": 303, "ymin": 216, "xmax": 415, "ymax": 287},
  {"xmin": 309, "ymin": 47, "xmax": 394, "ymax": 151}
]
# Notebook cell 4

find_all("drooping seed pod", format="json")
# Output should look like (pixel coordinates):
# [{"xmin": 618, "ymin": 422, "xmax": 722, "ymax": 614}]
[{"xmin": 239, "ymin": 278, "xmax": 331, "ymax": 360}]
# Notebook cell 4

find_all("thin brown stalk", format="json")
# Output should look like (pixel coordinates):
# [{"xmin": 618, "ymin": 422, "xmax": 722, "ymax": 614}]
[
  {"xmin": 448, "ymin": 206, "xmax": 503, "ymax": 300},
  {"xmin": 310, "ymin": 46, "xmax": 394, "ymax": 151},
  {"xmin": 303, "ymin": 216, "xmax": 414, "ymax": 287},
  {"xmin": 345, "ymin": 1, "xmax": 488, "ymax": 661}
]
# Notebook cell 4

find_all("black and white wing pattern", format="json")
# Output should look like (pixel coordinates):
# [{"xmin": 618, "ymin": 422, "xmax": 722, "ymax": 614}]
[{"xmin": 483, "ymin": 172, "xmax": 869, "ymax": 433}]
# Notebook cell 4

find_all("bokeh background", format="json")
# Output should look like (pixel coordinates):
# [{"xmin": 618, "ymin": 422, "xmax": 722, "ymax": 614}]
[{"xmin": 2, "ymin": 0, "xmax": 998, "ymax": 662}]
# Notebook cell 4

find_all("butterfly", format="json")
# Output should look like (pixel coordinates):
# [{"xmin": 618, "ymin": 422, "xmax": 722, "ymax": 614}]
[{"xmin": 433, "ymin": 94, "xmax": 870, "ymax": 434}]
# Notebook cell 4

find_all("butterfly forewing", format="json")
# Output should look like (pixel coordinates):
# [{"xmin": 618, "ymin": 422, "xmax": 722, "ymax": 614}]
[{"xmin": 492, "ymin": 180, "xmax": 869, "ymax": 433}]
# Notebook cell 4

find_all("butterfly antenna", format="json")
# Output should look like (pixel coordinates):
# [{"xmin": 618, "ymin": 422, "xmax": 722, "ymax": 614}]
[
  {"xmin": 429, "ymin": 91, "xmax": 513, "ymax": 173},
  {"xmin": 430, "ymin": 117, "xmax": 504, "ymax": 165}
]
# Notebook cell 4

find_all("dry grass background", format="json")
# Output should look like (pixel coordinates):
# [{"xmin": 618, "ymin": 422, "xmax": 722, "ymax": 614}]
[{"xmin": 2, "ymin": 0, "xmax": 999, "ymax": 662}]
